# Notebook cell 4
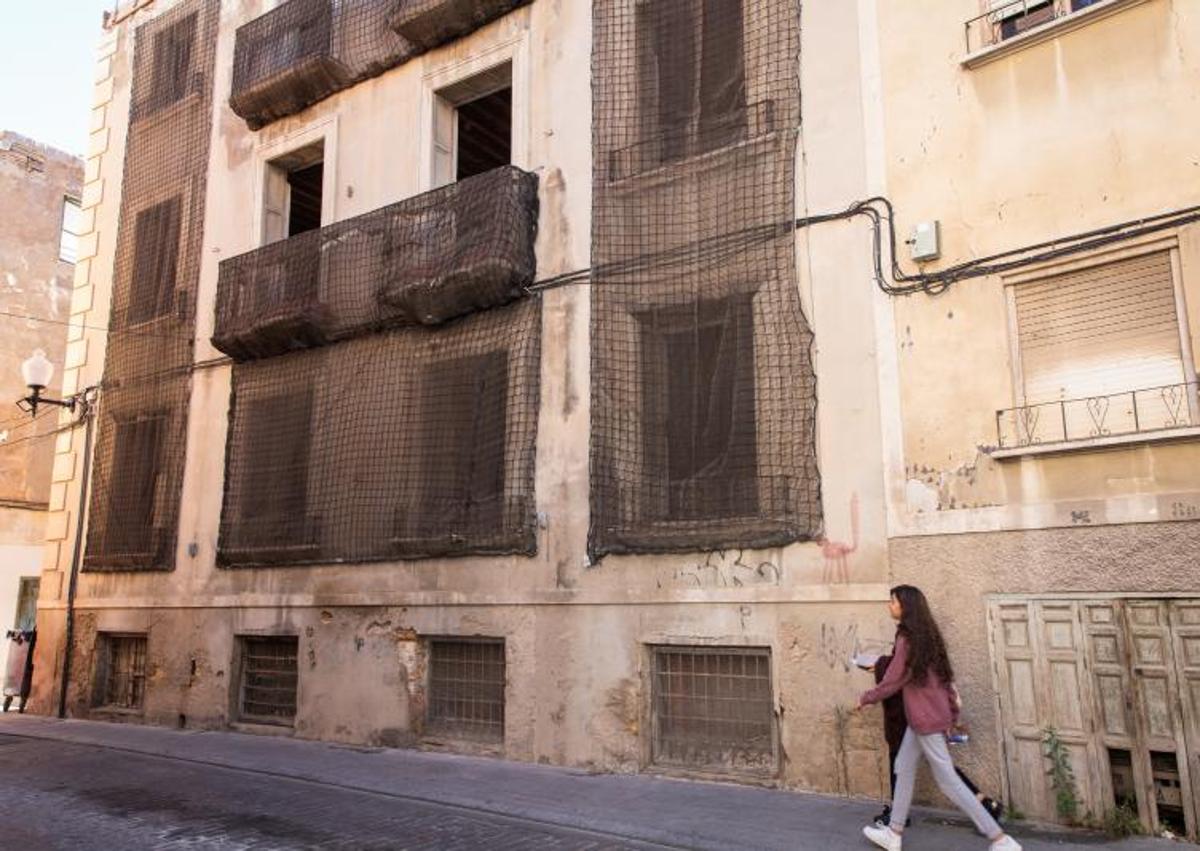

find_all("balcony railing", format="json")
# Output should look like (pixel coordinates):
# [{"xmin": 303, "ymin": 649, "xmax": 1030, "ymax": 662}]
[
  {"xmin": 965, "ymin": 0, "xmax": 1107, "ymax": 54},
  {"xmin": 387, "ymin": 0, "xmax": 531, "ymax": 52},
  {"xmin": 995, "ymin": 382, "xmax": 1200, "ymax": 450},
  {"xmin": 213, "ymin": 165, "xmax": 539, "ymax": 361}
]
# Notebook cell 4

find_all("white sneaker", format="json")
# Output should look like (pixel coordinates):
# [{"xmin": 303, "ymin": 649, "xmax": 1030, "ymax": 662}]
[
  {"xmin": 990, "ymin": 836, "xmax": 1021, "ymax": 851},
  {"xmin": 862, "ymin": 824, "xmax": 902, "ymax": 850}
]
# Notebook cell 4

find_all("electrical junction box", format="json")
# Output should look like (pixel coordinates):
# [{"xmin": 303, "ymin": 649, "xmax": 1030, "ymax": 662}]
[{"xmin": 910, "ymin": 221, "xmax": 941, "ymax": 262}]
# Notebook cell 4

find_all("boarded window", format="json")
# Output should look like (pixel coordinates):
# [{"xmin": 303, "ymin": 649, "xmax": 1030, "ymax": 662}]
[
  {"xmin": 651, "ymin": 645, "xmax": 776, "ymax": 774},
  {"xmin": 644, "ymin": 0, "xmax": 746, "ymax": 163},
  {"xmin": 95, "ymin": 634, "xmax": 148, "ymax": 710},
  {"xmin": 148, "ymin": 12, "xmax": 197, "ymax": 113},
  {"xmin": 641, "ymin": 297, "xmax": 758, "ymax": 521},
  {"xmin": 228, "ymin": 388, "xmax": 315, "ymax": 554},
  {"xmin": 427, "ymin": 638, "xmax": 505, "ymax": 742},
  {"xmin": 238, "ymin": 636, "xmax": 299, "ymax": 725},
  {"xmin": 401, "ymin": 353, "xmax": 508, "ymax": 540},
  {"xmin": 1013, "ymin": 252, "xmax": 1187, "ymax": 402},
  {"xmin": 128, "ymin": 197, "xmax": 182, "ymax": 325},
  {"xmin": 102, "ymin": 414, "xmax": 166, "ymax": 560}
]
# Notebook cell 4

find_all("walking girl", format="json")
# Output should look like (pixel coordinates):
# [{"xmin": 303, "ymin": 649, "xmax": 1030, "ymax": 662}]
[{"xmin": 857, "ymin": 585, "xmax": 1021, "ymax": 851}]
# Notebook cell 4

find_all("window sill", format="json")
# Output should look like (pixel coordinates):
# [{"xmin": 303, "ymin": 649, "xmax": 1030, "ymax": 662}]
[
  {"xmin": 962, "ymin": 0, "xmax": 1157, "ymax": 70},
  {"xmin": 988, "ymin": 424, "xmax": 1200, "ymax": 460}
]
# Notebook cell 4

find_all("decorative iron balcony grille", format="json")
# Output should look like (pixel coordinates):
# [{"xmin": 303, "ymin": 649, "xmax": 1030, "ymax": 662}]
[
  {"xmin": 965, "ymin": 0, "xmax": 1107, "ymax": 54},
  {"xmin": 995, "ymin": 382, "xmax": 1200, "ymax": 450},
  {"xmin": 212, "ymin": 165, "xmax": 538, "ymax": 361}
]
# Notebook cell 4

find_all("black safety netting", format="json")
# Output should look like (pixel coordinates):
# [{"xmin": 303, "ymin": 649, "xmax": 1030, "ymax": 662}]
[
  {"xmin": 85, "ymin": 0, "xmax": 218, "ymax": 571},
  {"xmin": 230, "ymin": 0, "xmax": 531, "ymax": 129},
  {"xmin": 218, "ymin": 298, "xmax": 541, "ymax": 567},
  {"xmin": 588, "ymin": 0, "xmax": 820, "ymax": 558},
  {"xmin": 212, "ymin": 165, "xmax": 538, "ymax": 361}
]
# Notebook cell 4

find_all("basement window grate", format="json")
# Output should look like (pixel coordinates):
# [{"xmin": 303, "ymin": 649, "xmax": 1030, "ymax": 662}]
[
  {"xmin": 427, "ymin": 638, "xmax": 506, "ymax": 741},
  {"xmin": 650, "ymin": 645, "xmax": 776, "ymax": 774},
  {"xmin": 238, "ymin": 636, "xmax": 299, "ymax": 725},
  {"xmin": 97, "ymin": 634, "xmax": 148, "ymax": 710}
]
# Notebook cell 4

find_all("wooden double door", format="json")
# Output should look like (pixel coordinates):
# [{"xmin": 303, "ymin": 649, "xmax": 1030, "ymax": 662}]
[{"xmin": 990, "ymin": 597, "xmax": 1200, "ymax": 837}]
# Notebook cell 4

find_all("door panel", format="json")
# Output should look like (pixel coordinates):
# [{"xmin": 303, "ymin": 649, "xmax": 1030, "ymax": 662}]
[{"xmin": 1170, "ymin": 601, "xmax": 1200, "ymax": 837}]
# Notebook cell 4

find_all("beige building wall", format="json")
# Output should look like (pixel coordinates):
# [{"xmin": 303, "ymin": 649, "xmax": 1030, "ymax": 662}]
[
  {"xmin": 0, "ymin": 132, "xmax": 82, "ymax": 675},
  {"xmin": 875, "ymin": 0, "xmax": 1200, "ymax": 828},
  {"xmin": 30, "ymin": 0, "xmax": 900, "ymax": 800}
]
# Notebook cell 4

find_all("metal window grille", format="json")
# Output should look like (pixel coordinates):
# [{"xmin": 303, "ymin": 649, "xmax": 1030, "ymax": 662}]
[
  {"xmin": 100, "ymin": 635, "xmax": 148, "ymax": 710},
  {"xmin": 427, "ymin": 638, "xmax": 506, "ymax": 741},
  {"xmin": 239, "ymin": 636, "xmax": 299, "ymax": 725},
  {"xmin": 650, "ymin": 646, "xmax": 776, "ymax": 774}
]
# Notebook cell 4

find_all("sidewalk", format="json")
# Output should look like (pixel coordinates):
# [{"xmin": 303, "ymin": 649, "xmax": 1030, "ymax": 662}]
[{"xmin": 0, "ymin": 714, "xmax": 1176, "ymax": 850}]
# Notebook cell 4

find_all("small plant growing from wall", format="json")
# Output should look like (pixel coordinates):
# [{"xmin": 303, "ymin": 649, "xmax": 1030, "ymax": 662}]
[
  {"xmin": 1043, "ymin": 727, "xmax": 1080, "ymax": 823},
  {"xmin": 1101, "ymin": 801, "xmax": 1143, "ymax": 839}
]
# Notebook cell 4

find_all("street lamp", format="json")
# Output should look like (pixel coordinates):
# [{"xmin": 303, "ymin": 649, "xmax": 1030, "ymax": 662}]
[{"xmin": 17, "ymin": 349, "xmax": 76, "ymax": 417}]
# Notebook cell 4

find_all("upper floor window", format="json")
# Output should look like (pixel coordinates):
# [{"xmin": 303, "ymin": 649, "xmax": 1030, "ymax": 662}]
[
  {"xmin": 58, "ymin": 196, "xmax": 82, "ymax": 264},
  {"xmin": 128, "ymin": 196, "xmax": 182, "ymax": 326},
  {"xmin": 1000, "ymin": 249, "xmax": 1199, "ymax": 447},
  {"xmin": 146, "ymin": 12, "xmax": 198, "ymax": 114},
  {"xmin": 968, "ymin": 0, "xmax": 1130, "ymax": 54},
  {"xmin": 432, "ymin": 63, "xmax": 513, "ymax": 188}
]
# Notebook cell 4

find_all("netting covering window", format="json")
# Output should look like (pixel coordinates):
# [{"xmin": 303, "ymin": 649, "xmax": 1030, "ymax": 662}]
[
  {"xmin": 427, "ymin": 638, "xmax": 506, "ymax": 741},
  {"xmin": 218, "ymin": 299, "xmax": 540, "ymax": 567},
  {"xmin": 95, "ymin": 635, "xmax": 148, "ymax": 710},
  {"xmin": 238, "ymin": 636, "xmax": 299, "ymax": 725},
  {"xmin": 589, "ymin": 0, "xmax": 819, "ymax": 558},
  {"xmin": 85, "ymin": 1, "xmax": 217, "ymax": 572},
  {"xmin": 213, "ymin": 165, "xmax": 538, "ymax": 360},
  {"xmin": 230, "ymin": 0, "xmax": 531, "ymax": 129},
  {"xmin": 650, "ymin": 646, "xmax": 776, "ymax": 774}
]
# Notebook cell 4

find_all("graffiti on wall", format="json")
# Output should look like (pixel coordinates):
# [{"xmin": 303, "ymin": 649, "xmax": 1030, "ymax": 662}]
[
  {"xmin": 670, "ymin": 549, "xmax": 782, "ymax": 588},
  {"xmin": 818, "ymin": 494, "xmax": 859, "ymax": 584},
  {"xmin": 819, "ymin": 620, "xmax": 891, "ymax": 673}
]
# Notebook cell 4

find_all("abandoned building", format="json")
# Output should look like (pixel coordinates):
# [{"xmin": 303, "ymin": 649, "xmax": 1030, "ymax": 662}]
[
  {"xmin": 0, "ymin": 131, "xmax": 81, "ymax": 680},
  {"xmin": 24, "ymin": 0, "xmax": 1200, "ymax": 838}
]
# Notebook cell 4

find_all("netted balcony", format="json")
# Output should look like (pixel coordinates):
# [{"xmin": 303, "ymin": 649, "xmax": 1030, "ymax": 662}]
[
  {"xmin": 212, "ymin": 165, "xmax": 539, "ymax": 361},
  {"xmin": 387, "ymin": 0, "xmax": 530, "ymax": 51}
]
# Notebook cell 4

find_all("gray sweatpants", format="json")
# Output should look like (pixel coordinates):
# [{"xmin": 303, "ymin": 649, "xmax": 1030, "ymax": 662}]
[{"xmin": 890, "ymin": 727, "xmax": 1002, "ymax": 840}]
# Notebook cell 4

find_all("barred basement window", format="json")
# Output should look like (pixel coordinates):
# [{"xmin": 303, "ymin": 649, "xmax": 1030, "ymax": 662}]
[
  {"xmin": 640, "ymin": 296, "xmax": 758, "ymax": 522},
  {"xmin": 95, "ymin": 635, "xmax": 148, "ymax": 711},
  {"xmin": 238, "ymin": 636, "xmax": 299, "ymax": 725},
  {"xmin": 146, "ymin": 12, "xmax": 198, "ymax": 114},
  {"xmin": 427, "ymin": 638, "xmax": 506, "ymax": 741},
  {"xmin": 101, "ymin": 414, "xmax": 167, "ymax": 561},
  {"xmin": 650, "ymin": 645, "xmax": 776, "ymax": 775},
  {"xmin": 638, "ymin": 0, "xmax": 747, "ymax": 165},
  {"xmin": 127, "ymin": 197, "xmax": 182, "ymax": 326}
]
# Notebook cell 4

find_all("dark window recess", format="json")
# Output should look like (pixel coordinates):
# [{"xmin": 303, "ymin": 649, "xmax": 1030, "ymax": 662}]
[
  {"xmin": 427, "ymin": 638, "xmax": 505, "ymax": 741},
  {"xmin": 103, "ymin": 415, "xmax": 166, "ymax": 559},
  {"xmin": 1150, "ymin": 751, "xmax": 1187, "ymax": 835},
  {"xmin": 1108, "ymin": 749, "xmax": 1138, "ymax": 811},
  {"xmin": 128, "ymin": 197, "xmax": 182, "ymax": 326},
  {"xmin": 148, "ymin": 12, "xmax": 197, "ymax": 113},
  {"xmin": 402, "ymin": 353, "xmax": 508, "ymax": 539},
  {"xmin": 96, "ymin": 635, "xmax": 148, "ymax": 710},
  {"xmin": 647, "ymin": 0, "xmax": 746, "ymax": 163},
  {"xmin": 651, "ymin": 646, "xmax": 775, "ymax": 774},
  {"xmin": 456, "ymin": 87, "xmax": 512, "ymax": 182},
  {"xmin": 1000, "ymin": 2, "xmax": 1056, "ymax": 39},
  {"xmin": 239, "ymin": 636, "xmax": 299, "ymax": 725},
  {"xmin": 232, "ymin": 389, "xmax": 315, "ymax": 551},
  {"xmin": 641, "ymin": 297, "xmax": 758, "ymax": 522},
  {"xmin": 286, "ymin": 161, "xmax": 323, "ymax": 237},
  {"xmin": 1072, "ymin": 0, "xmax": 1104, "ymax": 9}
]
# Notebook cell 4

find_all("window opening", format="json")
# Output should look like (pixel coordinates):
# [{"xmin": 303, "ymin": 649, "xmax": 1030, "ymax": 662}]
[
  {"xmin": 1150, "ymin": 751, "xmax": 1187, "ymax": 835},
  {"xmin": 1108, "ymin": 748, "xmax": 1139, "ymax": 812},
  {"xmin": 650, "ymin": 645, "xmax": 775, "ymax": 774},
  {"xmin": 96, "ymin": 635, "xmax": 148, "ymax": 710},
  {"xmin": 103, "ymin": 414, "xmax": 166, "ymax": 559},
  {"xmin": 58, "ymin": 197, "xmax": 82, "ymax": 264},
  {"xmin": 427, "ymin": 638, "xmax": 505, "ymax": 741},
  {"xmin": 263, "ymin": 139, "xmax": 324, "ymax": 244},
  {"xmin": 128, "ymin": 197, "xmax": 182, "ymax": 326},
  {"xmin": 433, "ymin": 62, "xmax": 513, "ymax": 187},
  {"xmin": 238, "ymin": 636, "xmax": 299, "ymax": 725},
  {"xmin": 13, "ymin": 578, "xmax": 39, "ymax": 632},
  {"xmin": 148, "ymin": 12, "xmax": 198, "ymax": 113}
]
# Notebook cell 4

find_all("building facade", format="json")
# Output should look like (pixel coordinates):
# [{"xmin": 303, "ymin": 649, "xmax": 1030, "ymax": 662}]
[
  {"xmin": 0, "ymin": 131, "xmax": 81, "ymax": 678},
  {"xmin": 27, "ymin": 0, "xmax": 1200, "ymax": 838}
]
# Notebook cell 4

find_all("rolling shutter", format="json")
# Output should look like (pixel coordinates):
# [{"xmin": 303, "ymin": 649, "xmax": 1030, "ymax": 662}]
[{"xmin": 1015, "ymin": 251, "xmax": 1184, "ymax": 403}]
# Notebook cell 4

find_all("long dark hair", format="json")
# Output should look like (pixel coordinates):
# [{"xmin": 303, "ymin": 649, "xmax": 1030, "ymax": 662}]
[{"xmin": 891, "ymin": 584, "xmax": 954, "ymax": 685}]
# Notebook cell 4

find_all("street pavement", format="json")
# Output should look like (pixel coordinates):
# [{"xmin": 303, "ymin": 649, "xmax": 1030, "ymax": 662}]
[{"xmin": 0, "ymin": 715, "xmax": 1178, "ymax": 850}]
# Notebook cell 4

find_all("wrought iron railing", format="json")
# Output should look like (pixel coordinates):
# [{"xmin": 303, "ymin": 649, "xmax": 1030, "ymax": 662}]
[
  {"xmin": 995, "ymin": 381, "xmax": 1200, "ymax": 449},
  {"xmin": 965, "ymin": 0, "xmax": 1107, "ymax": 54}
]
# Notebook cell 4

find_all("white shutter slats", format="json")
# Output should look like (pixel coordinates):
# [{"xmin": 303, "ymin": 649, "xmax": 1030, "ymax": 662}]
[{"xmin": 1015, "ymin": 251, "xmax": 1184, "ymax": 403}]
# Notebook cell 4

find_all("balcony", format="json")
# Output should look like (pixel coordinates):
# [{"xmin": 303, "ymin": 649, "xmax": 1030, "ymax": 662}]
[
  {"xmin": 229, "ymin": 0, "xmax": 351, "ymax": 130},
  {"xmin": 213, "ymin": 165, "xmax": 539, "ymax": 360},
  {"xmin": 964, "ymin": 0, "xmax": 1148, "ymax": 60},
  {"xmin": 387, "ymin": 0, "xmax": 530, "ymax": 52},
  {"xmin": 993, "ymin": 381, "xmax": 1200, "ymax": 456}
]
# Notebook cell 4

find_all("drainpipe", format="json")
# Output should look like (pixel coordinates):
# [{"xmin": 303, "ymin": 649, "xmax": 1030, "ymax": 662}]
[{"xmin": 58, "ymin": 391, "xmax": 96, "ymax": 719}]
